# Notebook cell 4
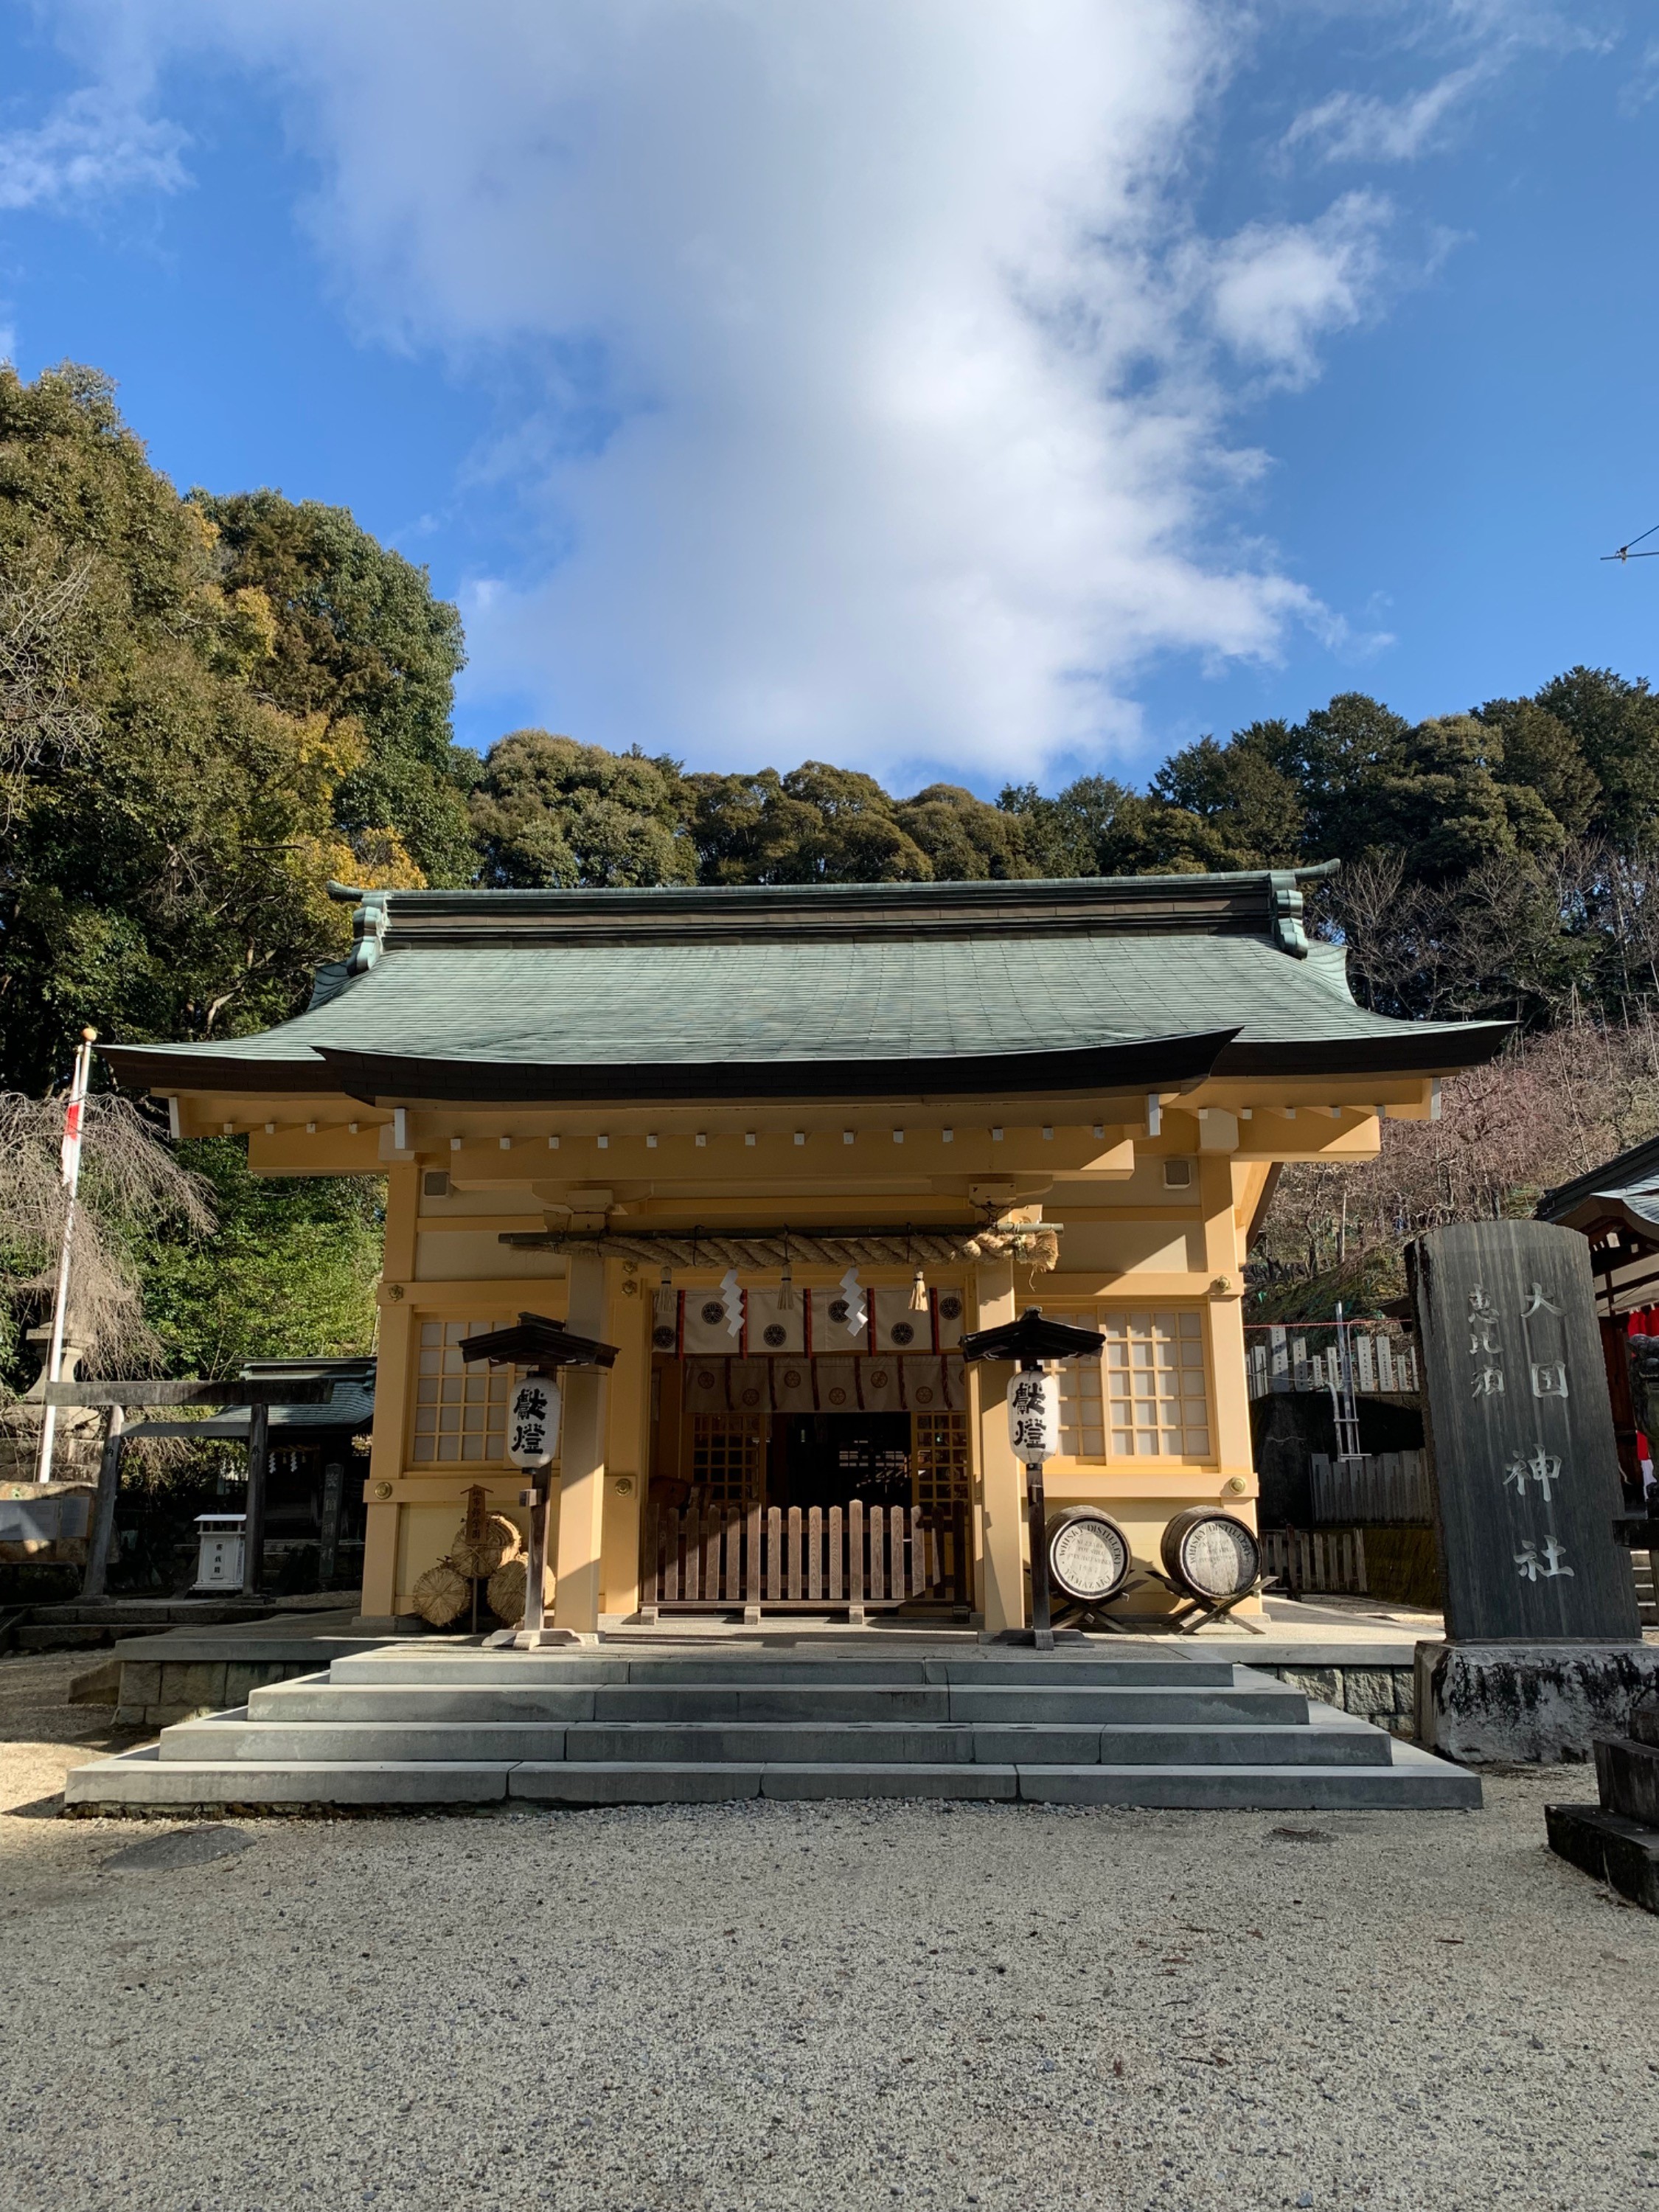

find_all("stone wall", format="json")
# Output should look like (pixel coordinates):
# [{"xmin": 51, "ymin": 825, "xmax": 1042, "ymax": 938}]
[
  {"xmin": 1255, "ymin": 1661, "xmax": 1417, "ymax": 1739},
  {"xmin": 114, "ymin": 1653, "xmax": 333, "ymax": 1729}
]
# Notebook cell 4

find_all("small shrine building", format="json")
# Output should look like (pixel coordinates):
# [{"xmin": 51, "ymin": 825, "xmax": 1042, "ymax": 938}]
[{"xmin": 103, "ymin": 866, "xmax": 1506, "ymax": 1635}]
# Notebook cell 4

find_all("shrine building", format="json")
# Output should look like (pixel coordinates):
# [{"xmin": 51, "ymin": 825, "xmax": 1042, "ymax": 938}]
[{"xmin": 102, "ymin": 866, "xmax": 1506, "ymax": 1636}]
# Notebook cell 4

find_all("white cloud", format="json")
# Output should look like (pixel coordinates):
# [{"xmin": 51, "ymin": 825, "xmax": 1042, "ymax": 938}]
[
  {"xmin": 46, "ymin": 1, "xmax": 1400, "ymax": 780},
  {"xmin": 1197, "ymin": 192, "xmax": 1390, "ymax": 386},
  {"xmin": 0, "ymin": 83, "xmax": 186, "ymax": 212},
  {"xmin": 1619, "ymin": 38, "xmax": 1659, "ymax": 115},
  {"xmin": 1284, "ymin": 68, "xmax": 1486, "ymax": 165}
]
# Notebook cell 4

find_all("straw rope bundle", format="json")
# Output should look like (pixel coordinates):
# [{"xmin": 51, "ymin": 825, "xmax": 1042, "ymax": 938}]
[
  {"xmin": 410, "ymin": 1560, "xmax": 470, "ymax": 1627},
  {"xmin": 486, "ymin": 1556, "xmax": 555, "ymax": 1627},
  {"xmin": 448, "ymin": 1512, "xmax": 523, "ymax": 1582}
]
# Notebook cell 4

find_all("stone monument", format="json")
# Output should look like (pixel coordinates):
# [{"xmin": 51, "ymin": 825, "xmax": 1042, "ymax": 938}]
[{"xmin": 1408, "ymin": 1221, "xmax": 1657, "ymax": 1760}]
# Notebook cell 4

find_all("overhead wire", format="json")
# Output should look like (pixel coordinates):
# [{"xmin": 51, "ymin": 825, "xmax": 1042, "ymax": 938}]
[{"xmin": 1602, "ymin": 521, "xmax": 1659, "ymax": 562}]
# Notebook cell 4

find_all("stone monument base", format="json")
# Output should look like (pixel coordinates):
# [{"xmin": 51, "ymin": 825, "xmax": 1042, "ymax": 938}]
[{"xmin": 1416, "ymin": 1639, "xmax": 1659, "ymax": 1764}]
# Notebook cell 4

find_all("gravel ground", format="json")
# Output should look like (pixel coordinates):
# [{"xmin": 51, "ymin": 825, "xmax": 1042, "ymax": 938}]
[{"xmin": 3, "ymin": 1648, "xmax": 1657, "ymax": 2212}]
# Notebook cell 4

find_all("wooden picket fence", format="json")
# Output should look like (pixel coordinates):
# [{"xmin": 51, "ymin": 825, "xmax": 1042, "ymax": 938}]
[
  {"xmin": 641, "ymin": 1501, "xmax": 970, "ymax": 1613},
  {"xmin": 1260, "ymin": 1526, "xmax": 1368, "ymax": 1597}
]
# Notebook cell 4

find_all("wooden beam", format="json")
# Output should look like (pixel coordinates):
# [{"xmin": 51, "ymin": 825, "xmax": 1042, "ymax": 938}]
[{"xmin": 43, "ymin": 1380, "xmax": 328, "ymax": 1408}]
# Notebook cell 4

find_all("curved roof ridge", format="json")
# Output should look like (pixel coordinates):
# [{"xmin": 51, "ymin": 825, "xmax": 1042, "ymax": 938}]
[{"xmin": 325, "ymin": 860, "xmax": 1343, "ymax": 908}]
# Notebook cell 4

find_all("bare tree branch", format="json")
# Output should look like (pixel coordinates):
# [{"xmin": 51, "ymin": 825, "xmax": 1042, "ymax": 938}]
[{"xmin": 0, "ymin": 1093, "xmax": 214, "ymax": 1388}]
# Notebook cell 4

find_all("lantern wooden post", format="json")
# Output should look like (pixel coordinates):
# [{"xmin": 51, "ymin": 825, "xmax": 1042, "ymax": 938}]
[
  {"xmin": 1011, "ymin": 1363, "xmax": 1060, "ymax": 1650},
  {"xmin": 961, "ymin": 1306, "xmax": 1105, "ymax": 1651},
  {"xmin": 510, "ymin": 1370, "xmax": 559, "ymax": 1638},
  {"xmin": 457, "ymin": 1307, "xmax": 620, "ymax": 1649}
]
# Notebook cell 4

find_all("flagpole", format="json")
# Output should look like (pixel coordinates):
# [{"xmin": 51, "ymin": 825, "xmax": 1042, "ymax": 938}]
[{"xmin": 35, "ymin": 1029, "xmax": 97, "ymax": 1485}]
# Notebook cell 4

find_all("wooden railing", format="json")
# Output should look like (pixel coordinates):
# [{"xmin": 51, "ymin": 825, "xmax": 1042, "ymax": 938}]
[{"xmin": 641, "ymin": 1501, "xmax": 970, "ymax": 1613}]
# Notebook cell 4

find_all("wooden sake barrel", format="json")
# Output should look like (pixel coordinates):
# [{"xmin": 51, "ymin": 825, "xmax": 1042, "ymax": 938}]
[
  {"xmin": 1160, "ymin": 1508, "xmax": 1259, "ymax": 1601},
  {"xmin": 1046, "ymin": 1508, "xmax": 1132, "ymax": 1604}
]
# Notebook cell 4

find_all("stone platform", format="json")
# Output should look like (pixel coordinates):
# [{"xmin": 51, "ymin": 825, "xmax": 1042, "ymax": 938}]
[
  {"xmin": 1, "ymin": 1596, "xmax": 299, "ymax": 1658},
  {"xmin": 99, "ymin": 1605, "xmax": 411, "ymax": 1727},
  {"xmin": 62, "ymin": 1638, "xmax": 1480, "ymax": 1815},
  {"xmin": 83, "ymin": 1590, "xmax": 1439, "ymax": 1733}
]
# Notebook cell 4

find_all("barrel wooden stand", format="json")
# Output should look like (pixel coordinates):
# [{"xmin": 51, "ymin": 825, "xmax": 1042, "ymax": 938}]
[{"xmin": 1083, "ymin": 1563, "xmax": 1272, "ymax": 1635}]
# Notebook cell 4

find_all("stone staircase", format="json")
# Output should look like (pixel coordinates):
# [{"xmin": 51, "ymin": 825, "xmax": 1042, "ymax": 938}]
[{"xmin": 63, "ymin": 1644, "xmax": 1480, "ymax": 1814}]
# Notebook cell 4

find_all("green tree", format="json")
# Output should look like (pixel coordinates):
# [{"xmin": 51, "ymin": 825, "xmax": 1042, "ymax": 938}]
[
  {"xmin": 190, "ymin": 488, "xmax": 476, "ymax": 885},
  {"xmin": 1475, "ymin": 695, "xmax": 1601, "ymax": 839},
  {"xmin": 1530, "ymin": 666, "xmax": 1659, "ymax": 848},
  {"xmin": 1150, "ymin": 720, "xmax": 1306, "ymax": 866},
  {"xmin": 998, "ymin": 774, "xmax": 1241, "ymax": 877},
  {"xmin": 1284, "ymin": 692, "xmax": 1413, "ymax": 866},
  {"xmin": 470, "ymin": 730, "xmax": 695, "ymax": 886},
  {"xmin": 0, "ymin": 364, "xmax": 406, "ymax": 1095},
  {"xmin": 686, "ymin": 762, "xmax": 934, "ymax": 883},
  {"xmin": 891, "ymin": 785, "xmax": 1037, "ymax": 880},
  {"xmin": 136, "ymin": 1139, "xmax": 383, "ymax": 1377}
]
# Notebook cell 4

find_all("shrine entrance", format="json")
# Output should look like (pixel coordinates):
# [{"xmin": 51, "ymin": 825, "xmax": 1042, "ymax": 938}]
[
  {"xmin": 642, "ymin": 1394, "xmax": 973, "ymax": 1616},
  {"xmin": 773, "ymin": 1412, "xmax": 913, "ymax": 1513}
]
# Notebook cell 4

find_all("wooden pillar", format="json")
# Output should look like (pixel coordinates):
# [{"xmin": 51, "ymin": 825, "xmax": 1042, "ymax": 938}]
[
  {"xmin": 971, "ymin": 1257, "xmax": 1026, "ymax": 1635},
  {"xmin": 1206, "ymin": 1159, "xmax": 1261, "ymax": 1612},
  {"xmin": 1201, "ymin": 1159, "xmax": 1253, "ymax": 1482},
  {"xmin": 241, "ymin": 1399, "xmax": 270, "ymax": 1597},
  {"xmin": 80, "ymin": 1404, "xmax": 124, "ymax": 1601},
  {"xmin": 361, "ymin": 1164, "xmax": 420, "ymax": 1623},
  {"xmin": 603, "ymin": 1281, "xmax": 652, "ymax": 1618},
  {"xmin": 553, "ymin": 1248, "xmax": 609, "ymax": 1635}
]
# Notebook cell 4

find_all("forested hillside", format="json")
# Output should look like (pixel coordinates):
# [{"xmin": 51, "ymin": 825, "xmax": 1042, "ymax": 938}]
[{"xmin": 5, "ymin": 358, "xmax": 1659, "ymax": 1363}]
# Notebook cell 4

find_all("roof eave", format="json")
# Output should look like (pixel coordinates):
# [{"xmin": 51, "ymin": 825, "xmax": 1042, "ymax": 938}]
[{"xmin": 313, "ymin": 1032, "xmax": 1239, "ymax": 1107}]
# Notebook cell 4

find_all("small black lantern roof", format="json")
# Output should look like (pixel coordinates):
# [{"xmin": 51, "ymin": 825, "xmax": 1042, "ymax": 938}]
[
  {"xmin": 959, "ymin": 1306, "xmax": 1105, "ymax": 1368},
  {"xmin": 457, "ymin": 1312, "xmax": 619, "ymax": 1371}
]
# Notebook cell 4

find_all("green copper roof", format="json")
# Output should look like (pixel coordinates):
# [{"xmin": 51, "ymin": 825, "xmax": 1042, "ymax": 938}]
[{"xmin": 102, "ymin": 869, "xmax": 1510, "ymax": 1103}]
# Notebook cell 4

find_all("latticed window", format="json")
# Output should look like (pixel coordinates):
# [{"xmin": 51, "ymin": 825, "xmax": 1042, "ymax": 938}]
[
  {"xmin": 689, "ymin": 1414, "xmax": 766, "ymax": 1508},
  {"xmin": 913, "ymin": 1412, "xmax": 970, "ymax": 1517},
  {"xmin": 1052, "ymin": 1310, "xmax": 1105, "ymax": 1457},
  {"xmin": 1054, "ymin": 1307, "xmax": 1212, "ymax": 1461},
  {"xmin": 412, "ymin": 1320, "xmax": 516, "ymax": 1464},
  {"xmin": 1104, "ymin": 1310, "xmax": 1211, "ymax": 1458}
]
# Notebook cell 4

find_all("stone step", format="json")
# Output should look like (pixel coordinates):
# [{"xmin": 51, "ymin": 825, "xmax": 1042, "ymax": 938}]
[
  {"xmin": 244, "ymin": 1677, "xmax": 1306, "ymax": 1728},
  {"xmin": 159, "ymin": 1717, "xmax": 566, "ymax": 1764},
  {"xmin": 160, "ymin": 1712, "xmax": 1391, "ymax": 1768},
  {"xmin": 325, "ymin": 1650, "xmax": 1239, "ymax": 1690},
  {"xmin": 64, "ymin": 1746, "xmax": 1478, "ymax": 1813}
]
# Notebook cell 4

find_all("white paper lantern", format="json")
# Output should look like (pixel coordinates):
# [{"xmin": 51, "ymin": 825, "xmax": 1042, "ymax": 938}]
[
  {"xmin": 1006, "ymin": 1368, "xmax": 1059, "ymax": 1464},
  {"xmin": 507, "ymin": 1375, "xmax": 562, "ymax": 1467}
]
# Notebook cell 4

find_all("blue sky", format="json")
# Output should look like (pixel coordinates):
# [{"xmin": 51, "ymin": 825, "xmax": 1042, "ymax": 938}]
[{"xmin": 1, "ymin": 2, "xmax": 1656, "ymax": 796}]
